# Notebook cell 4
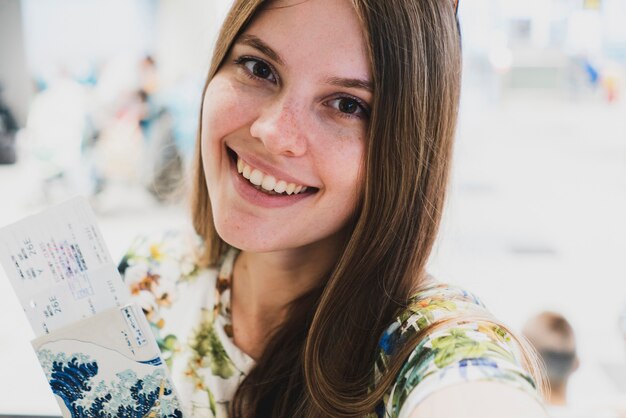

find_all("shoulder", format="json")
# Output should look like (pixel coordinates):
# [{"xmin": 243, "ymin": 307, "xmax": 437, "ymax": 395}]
[
  {"xmin": 375, "ymin": 283, "xmax": 542, "ymax": 418},
  {"xmin": 377, "ymin": 283, "xmax": 491, "ymax": 361},
  {"xmin": 407, "ymin": 380, "xmax": 548, "ymax": 418}
]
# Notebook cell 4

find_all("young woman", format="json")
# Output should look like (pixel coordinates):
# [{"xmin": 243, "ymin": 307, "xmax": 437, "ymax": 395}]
[{"xmin": 120, "ymin": 0, "xmax": 549, "ymax": 416}]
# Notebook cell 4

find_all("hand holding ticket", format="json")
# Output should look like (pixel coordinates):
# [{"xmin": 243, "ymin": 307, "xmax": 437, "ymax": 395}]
[{"xmin": 0, "ymin": 197, "xmax": 182, "ymax": 417}]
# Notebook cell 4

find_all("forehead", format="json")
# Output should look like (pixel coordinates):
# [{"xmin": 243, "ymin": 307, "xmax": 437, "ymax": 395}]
[{"xmin": 242, "ymin": 0, "xmax": 371, "ymax": 81}]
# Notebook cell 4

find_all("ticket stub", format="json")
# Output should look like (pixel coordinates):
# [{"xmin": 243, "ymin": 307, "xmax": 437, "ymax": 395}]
[{"xmin": 0, "ymin": 197, "xmax": 131, "ymax": 336}]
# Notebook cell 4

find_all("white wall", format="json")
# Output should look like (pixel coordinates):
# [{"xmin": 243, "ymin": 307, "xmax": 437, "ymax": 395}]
[
  {"xmin": 22, "ymin": 0, "xmax": 154, "ymax": 75},
  {"xmin": 154, "ymin": 0, "xmax": 233, "ymax": 86}
]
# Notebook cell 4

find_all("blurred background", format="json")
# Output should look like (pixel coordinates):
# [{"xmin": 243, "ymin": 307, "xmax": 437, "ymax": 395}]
[{"xmin": 0, "ymin": 0, "xmax": 625, "ymax": 416}]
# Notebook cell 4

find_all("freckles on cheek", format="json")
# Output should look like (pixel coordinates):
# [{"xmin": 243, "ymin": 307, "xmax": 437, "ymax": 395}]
[
  {"xmin": 202, "ymin": 79, "xmax": 258, "ymax": 140},
  {"xmin": 333, "ymin": 135, "xmax": 365, "ymax": 170}
]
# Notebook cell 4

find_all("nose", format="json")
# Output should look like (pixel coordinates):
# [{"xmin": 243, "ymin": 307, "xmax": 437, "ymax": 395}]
[{"xmin": 249, "ymin": 96, "xmax": 308, "ymax": 157}]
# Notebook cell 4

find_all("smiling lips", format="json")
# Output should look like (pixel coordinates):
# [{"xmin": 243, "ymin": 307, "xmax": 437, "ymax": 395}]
[{"xmin": 236, "ymin": 156, "xmax": 311, "ymax": 196}]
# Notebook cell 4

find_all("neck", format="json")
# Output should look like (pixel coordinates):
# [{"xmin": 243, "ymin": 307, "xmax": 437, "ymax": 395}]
[
  {"xmin": 230, "ymin": 234, "xmax": 344, "ymax": 359},
  {"xmin": 548, "ymin": 383, "xmax": 567, "ymax": 406}
]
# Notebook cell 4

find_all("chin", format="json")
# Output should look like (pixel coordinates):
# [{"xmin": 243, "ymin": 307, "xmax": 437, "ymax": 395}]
[
  {"xmin": 213, "ymin": 217, "xmax": 275, "ymax": 253},
  {"xmin": 215, "ymin": 219, "xmax": 326, "ymax": 254}
]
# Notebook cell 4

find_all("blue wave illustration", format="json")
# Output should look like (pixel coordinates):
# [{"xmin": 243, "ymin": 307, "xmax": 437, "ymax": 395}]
[{"xmin": 40, "ymin": 351, "xmax": 182, "ymax": 417}]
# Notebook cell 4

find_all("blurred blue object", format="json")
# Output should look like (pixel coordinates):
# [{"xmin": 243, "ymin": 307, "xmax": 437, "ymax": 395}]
[{"xmin": 583, "ymin": 58, "xmax": 600, "ymax": 85}]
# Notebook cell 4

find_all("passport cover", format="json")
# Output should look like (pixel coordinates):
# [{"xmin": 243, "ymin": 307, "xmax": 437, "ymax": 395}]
[{"xmin": 31, "ymin": 303, "xmax": 183, "ymax": 417}]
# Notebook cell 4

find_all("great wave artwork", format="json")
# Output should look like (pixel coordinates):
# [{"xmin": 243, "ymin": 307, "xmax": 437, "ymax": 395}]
[{"xmin": 37, "ymin": 348, "xmax": 182, "ymax": 417}]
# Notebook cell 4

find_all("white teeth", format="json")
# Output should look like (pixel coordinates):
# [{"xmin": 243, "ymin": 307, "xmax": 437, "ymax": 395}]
[
  {"xmin": 261, "ymin": 175, "xmax": 276, "ymax": 191},
  {"xmin": 236, "ymin": 156, "xmax": 310, "ymax": 195},
  {"xmin": 249, "ymin": 169, "xmax": 263, "ymax": 186},
  {"xmin": 274, "ymin": 180, "xmax": 287, "ymax": 193}
]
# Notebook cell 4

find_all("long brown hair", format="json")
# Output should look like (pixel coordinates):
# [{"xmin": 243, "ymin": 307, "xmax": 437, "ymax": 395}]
[{"xmin": 191, "ymin": 0, "xmax": 543, "ymax": 416}]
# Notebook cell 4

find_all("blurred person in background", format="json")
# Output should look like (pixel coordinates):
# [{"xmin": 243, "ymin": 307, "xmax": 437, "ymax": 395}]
[
  {"xmin": 524, "ymin": 312, "xmax": 581, "ymax": 417},
  {"xmin": 138, "ymin": 87, "xmax": 184, "ymax": 203},
  {"xmin": 91, "ymin": 55, "xmax": 184, "ymax": 206},
  {"xmin": 135, "ymin": 56, "xmax": 185, "ymax": 202},
  {"xmin": 91, "ymin": 86, "xmax": 147, "ymax": 197},
  {"xmin": 0, "ymin": 84, "xmax": 19, "ymax": 165},
  {"xmin": 139, "ymin": 55, "xmax": 158, "ymax": 96}
]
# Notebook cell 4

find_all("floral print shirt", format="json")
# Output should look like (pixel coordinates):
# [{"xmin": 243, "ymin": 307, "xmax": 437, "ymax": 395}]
[{"xmin": 118, "ymin": 232, "xmax": 539, "ymax": 417}]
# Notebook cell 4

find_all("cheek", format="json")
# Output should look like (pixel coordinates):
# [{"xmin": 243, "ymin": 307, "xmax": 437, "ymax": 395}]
[
  {"xmin": 200, "ymin": 77, "xmax": 258, "ymax": 154},
  {"xmin": 333, "ymin": 133, "xmax": 365, "ymax": 184},
  {"xmin": 317, "ymin": 136, "xmax": 365, "ymax": 210},
  {"xmin": 341, "ymin": 150, "xmax": 365, "ymax": 214}
]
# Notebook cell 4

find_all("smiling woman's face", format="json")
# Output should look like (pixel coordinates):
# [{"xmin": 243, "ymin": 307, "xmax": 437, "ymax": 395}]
[{"xmin": 201, "ymin": 0, "xmax": 371, "ymax": 253}]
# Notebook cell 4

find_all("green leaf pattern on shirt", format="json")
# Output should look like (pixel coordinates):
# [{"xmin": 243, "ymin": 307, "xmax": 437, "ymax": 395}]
[{"xmin": 188, "ymin": 310, "xmax": 236, "ymax": 380}]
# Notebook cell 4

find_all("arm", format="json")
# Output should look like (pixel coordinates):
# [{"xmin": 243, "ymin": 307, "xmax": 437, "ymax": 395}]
[{"xmin": 408, "ymin": 381, "xmax": 549, "ymax": 418}]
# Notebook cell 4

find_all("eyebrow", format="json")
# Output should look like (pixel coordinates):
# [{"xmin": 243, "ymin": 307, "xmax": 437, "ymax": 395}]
[
  {"xmin": 236, "ymin": 34, "xmax": 285, "ymax": 66},
  {"xmin": 325, "ymin": 76, "xmax": 373, "ymax": 93},
  {"xmin": 236, "ymin": 34, "xmax": 373, "ymax": 93}
]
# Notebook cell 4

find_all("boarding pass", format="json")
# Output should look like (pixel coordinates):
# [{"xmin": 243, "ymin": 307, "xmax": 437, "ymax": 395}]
[{"xmin": 0, "ymin": 197, "xmax": 131, "ymax": 336}]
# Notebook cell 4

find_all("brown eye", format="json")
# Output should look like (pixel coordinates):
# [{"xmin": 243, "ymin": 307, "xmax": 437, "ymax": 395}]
[
  {"xmin": 338, "ymin": 98, "xmax": 359, "ymax": 114},
  {"xmin": 251, "ymin": 61, "xmax": 271, "ymax": 78},
  {"xmin": 326, "ymin": 96, "xmax": 369, "ymax": 120},
  {"xmin": 239, "ymin": 57, "xmax": 277, "ymax": 83}
]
